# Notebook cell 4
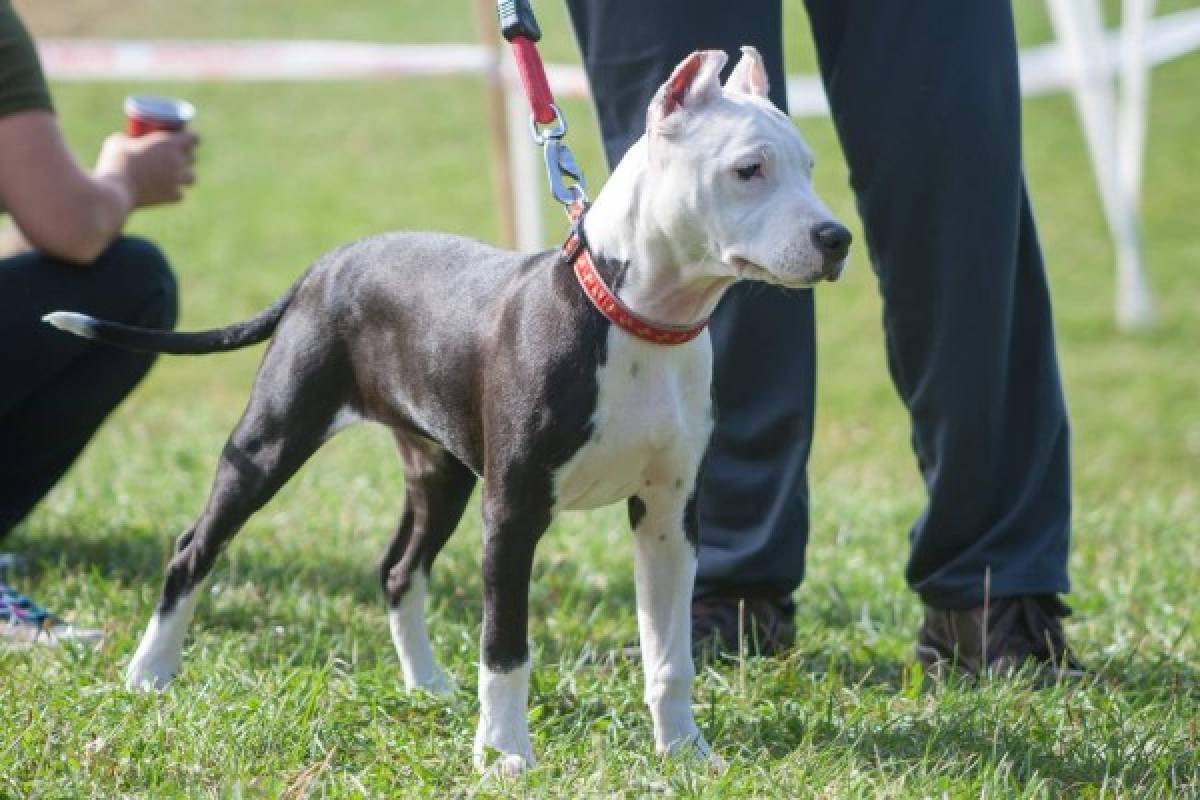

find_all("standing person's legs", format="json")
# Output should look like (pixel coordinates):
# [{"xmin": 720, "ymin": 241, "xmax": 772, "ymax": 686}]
[
  {"xmin": 0, "ymin": 236, "xmax": 178, "ymax": 539},
  {"xmin": 566, "ymin": 0, "xmax": 809, "ymax": 654},
  {"xmin": 802, "ymin": 1, "xmax": 1075, "ymax": 669}
]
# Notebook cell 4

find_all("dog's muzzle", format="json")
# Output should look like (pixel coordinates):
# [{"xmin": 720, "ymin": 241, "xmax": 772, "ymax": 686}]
[{"xmin": 811, "ymin": 222, "xmax": 852, "ymax": 281}]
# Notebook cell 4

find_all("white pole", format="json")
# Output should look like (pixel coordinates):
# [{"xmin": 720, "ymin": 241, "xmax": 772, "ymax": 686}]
[
  {"xmin": 1046, "ymin": 0, "xmax": 1155, "ymax": 329},
  {"xmin": 473, "ymin": 0, "xmax": 518, "ymax": 249},
  {"xmin": 504, "ymin": 79, "xmax": 546, "ymax": 252},
  {"xmin": 1119, "ymin": 0, "xmax": 1153, "ymax": 212},
  {"xmin": 1116, "ymin": 0, "xmax": 1156, "ymax": 327}
]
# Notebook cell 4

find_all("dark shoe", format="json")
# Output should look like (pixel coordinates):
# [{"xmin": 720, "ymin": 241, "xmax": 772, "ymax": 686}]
[
  {"xmin": 619, "ymin": 592, "xmax": 795, "ymax": 662},
  {"xmin": 916, "ymin": 594, "xmax": 1085, "ymax": 681},
  {"xmin": 691, "ymin": 593, "xmax": 796, "ymax": 661}
]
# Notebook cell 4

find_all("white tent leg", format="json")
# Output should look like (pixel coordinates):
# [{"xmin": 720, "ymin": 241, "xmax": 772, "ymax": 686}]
[
  {"xmin": 1116, "ymin": 0, "xmax": 1156, "ymax": 328},
  {"xmin": 1047, "ymin": 0, "xmax": 1155, "ymax": 329}
]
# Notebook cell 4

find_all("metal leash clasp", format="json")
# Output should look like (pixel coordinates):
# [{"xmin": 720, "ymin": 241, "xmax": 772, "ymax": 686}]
[
  {"xmin": 530, "ymin": 104, "xmax": 587, "ymax": 207},
  {"xmin": 501, "ymin": 0, "xmax": 588, "ymax": 211},
  {"xmin": 543, "ymin": 136, "xmax": 587, "ymax": 207}
]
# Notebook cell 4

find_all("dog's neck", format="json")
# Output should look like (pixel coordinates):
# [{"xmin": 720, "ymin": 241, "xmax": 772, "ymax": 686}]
[{"xmin": 581, "ymin": 139, "xmax": 734, "ymax": 328}]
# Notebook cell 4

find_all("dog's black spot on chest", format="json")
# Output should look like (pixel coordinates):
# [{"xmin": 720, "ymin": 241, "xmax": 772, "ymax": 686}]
[
  {"xmin": 628, "ymin": 495, "xmax": 647, "ymax": 529},
  {"xmin": 631, "ymin": 361, "xmax": 640, "ymax": 378}
]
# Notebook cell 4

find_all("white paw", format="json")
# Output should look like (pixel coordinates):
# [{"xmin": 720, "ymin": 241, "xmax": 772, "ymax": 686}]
[
  {"xmin": 474, "ymin": 748, "xmax": 534, "ymax": 777},
  {"xmin": 473, "ymin": 719, "xmax": 535, "ymax": 776},
  {"xmin": 125, "ymin": 598, "xmax": 197, "ymax": 692},
  {"xmin": 125, "ymin": 654, "xmax": 178, "ymax": 691},
  {"xmin": 409, "ymin": 666, "xmax": 456, "ymax": 698},
  {"xmin": 662, "ymin": 733, "xmax": 726, "ymax": 772}
]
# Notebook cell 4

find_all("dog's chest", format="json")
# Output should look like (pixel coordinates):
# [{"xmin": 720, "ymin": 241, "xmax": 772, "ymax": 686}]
[{"xmin": 551, "ymin": 329, "xmax": 713, "ymax": 511}]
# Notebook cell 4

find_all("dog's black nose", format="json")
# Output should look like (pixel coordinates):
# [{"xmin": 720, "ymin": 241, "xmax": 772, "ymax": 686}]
[{"xmin": 811, "ymin": 222, "xmax": 852, "ymax": 262}]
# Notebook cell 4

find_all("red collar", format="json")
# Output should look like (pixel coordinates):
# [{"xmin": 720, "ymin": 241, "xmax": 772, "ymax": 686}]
[{"xmin": 562, "ymin": 205, "xmax": 709, "ymax": 346}]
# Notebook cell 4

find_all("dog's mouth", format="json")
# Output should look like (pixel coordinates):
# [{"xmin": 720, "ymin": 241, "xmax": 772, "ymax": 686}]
[
  {"xmin": 823, "ymin": 258, "xmax": 847, "ymax": 282},
  {"xmin": 731, "ymin": 256, "xmax": 829, "ymax": 288},
  {"xmin": 731, "ymin": 256, "xmax": 783, "ymax": 284}
]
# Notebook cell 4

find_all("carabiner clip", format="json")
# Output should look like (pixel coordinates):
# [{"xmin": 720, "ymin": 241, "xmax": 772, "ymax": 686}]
[{"xmin": 543, "ymin": 136, "xmax": 588, "ymax": 207}]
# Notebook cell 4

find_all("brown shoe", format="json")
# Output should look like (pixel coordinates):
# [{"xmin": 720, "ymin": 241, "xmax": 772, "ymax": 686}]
[
  {"xmin": 691, "ymin": 593, "xmax": 796, "ymax": 661},
  {"xmin": 916, "ymin": 594, "xmax": 1086, "ymax": 680}
]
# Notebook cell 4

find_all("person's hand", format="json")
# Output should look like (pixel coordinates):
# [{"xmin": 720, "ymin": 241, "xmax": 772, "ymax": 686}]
[
  {"xmin": 93, "ymin": 130, "xmax": 198, "ymax": 209},
  {"xmin": 0, "ymin": 110, "xmax": 197, "ymax": 263}
]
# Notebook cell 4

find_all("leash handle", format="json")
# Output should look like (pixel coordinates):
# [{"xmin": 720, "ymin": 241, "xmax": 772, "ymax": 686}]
[
  {"xmin": 510, "ymin": 36, "xmax": 556, "ymax": 125},
  {"xmin": 498, "ymin": 0, "xmax": 541, "ymax": 41},
  {"xmin": 496, "ymin": 0, "xmax": 588, "ymax": 210},
  {"xmin": 499, "ymin": 0, "xmax": 554, "ymax": 124}
]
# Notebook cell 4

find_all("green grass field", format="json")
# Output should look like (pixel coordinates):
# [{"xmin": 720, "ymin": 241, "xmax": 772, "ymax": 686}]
[{"xmin": 3, "ymin": 1, "xmax": 1198, "ymax": 796}]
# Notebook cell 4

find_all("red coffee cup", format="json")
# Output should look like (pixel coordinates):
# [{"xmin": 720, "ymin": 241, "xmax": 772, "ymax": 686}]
[{"xmin": 124, "ymin": 95, "xmax": 196, "ymax": 137}]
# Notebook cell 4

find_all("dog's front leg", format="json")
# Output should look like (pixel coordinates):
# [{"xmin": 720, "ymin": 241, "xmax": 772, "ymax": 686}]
[
  {"xmin": 473, "ymin": 495, "xmax": 549, "ymax": 775},
  {"xmin": 629, "ymin": 487, "xmax": 715, "ymax": 764}
]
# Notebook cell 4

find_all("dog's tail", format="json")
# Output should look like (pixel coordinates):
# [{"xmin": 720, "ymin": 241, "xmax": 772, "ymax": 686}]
[{"xmin": 43, "ymin": 280, "xmax": 301, "ymax": 355}]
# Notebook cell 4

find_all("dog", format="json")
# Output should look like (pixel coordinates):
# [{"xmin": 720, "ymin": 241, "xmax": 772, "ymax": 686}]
[{"xmin": 45, "ymin": 47, "xmax": 849, "ymax": 773}]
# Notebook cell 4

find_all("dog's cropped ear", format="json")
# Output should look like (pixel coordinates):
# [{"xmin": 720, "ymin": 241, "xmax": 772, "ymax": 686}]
[
  {"xmin": 725, "ymin": 45, "xmax": 769, "ymax": 98},
  {"xmin": 647, "ymin": 49, "xmax": 727, "ymax": 134}
]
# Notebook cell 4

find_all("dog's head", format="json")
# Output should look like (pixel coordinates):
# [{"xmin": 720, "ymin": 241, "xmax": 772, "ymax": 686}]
[{"xmin": 642, "ymin": 47, "xmax": 850, "ymax": 287}]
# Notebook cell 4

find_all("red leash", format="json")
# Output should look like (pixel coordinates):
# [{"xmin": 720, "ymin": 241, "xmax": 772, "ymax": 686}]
[
  {"xmin": 498, "ymin": 0, "xmax": 585, "ymax": 206},
  {"xmin": 508, "ymin": 36, "xmax": 556, "ymax": 126},
  {"xmin": 497, "ymin": 0, "xmax": 709, "ymax": 345}
]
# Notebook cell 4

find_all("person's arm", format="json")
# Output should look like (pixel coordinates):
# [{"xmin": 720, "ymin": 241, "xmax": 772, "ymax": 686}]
[{"xmin": 0, "ymin": 110, "xmax": 196, "ymax": 264}]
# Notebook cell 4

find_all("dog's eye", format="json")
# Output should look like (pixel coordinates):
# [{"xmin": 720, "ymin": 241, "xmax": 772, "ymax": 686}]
[{"xmin": 734, "ymin": 163, "xmax": 763, "ymax": 181}]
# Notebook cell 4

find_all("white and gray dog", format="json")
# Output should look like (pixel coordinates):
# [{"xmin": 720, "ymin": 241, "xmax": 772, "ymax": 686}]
[{"xmin": 46, "ymin": 47, "xmax": 849, "ymax": 773}]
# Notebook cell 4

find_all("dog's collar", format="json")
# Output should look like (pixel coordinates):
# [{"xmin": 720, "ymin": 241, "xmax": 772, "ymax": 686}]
[{"xmin": 562, "ymin": 203, "xmax": 709, "ymax": 346}]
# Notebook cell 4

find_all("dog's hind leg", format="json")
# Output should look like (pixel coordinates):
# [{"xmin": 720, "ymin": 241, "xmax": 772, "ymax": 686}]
[
  {"xmin": 380, "ymin": 434, "xmax": 476, "ymax": 696},
  {"xmin": 127, "ymin": 330, "xmax": 348, "ymax": 690},
  {"xmin": 629, "ymin": 486, "xmax": 718, "ymax": 766}
]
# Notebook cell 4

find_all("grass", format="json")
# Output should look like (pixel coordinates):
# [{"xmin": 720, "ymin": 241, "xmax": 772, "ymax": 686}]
[{"xmin": 3, "ymin": 0, "xmax": 1198, "ymax": 796}]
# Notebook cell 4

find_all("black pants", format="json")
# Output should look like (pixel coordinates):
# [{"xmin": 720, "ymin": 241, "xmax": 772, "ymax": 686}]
[
  {"xmin": 566, "ymin": 0, "xmax": 1072, "ymax": 609},
  {"xmin": 0, "ymin": 236, "xmax": 178, "ymax": 539}
]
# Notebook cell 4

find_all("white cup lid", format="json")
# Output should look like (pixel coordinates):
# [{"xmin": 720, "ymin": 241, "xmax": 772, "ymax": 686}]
[{"xmin": 123, "ymin": 94, "xmax": 196, "ymax": 123}]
